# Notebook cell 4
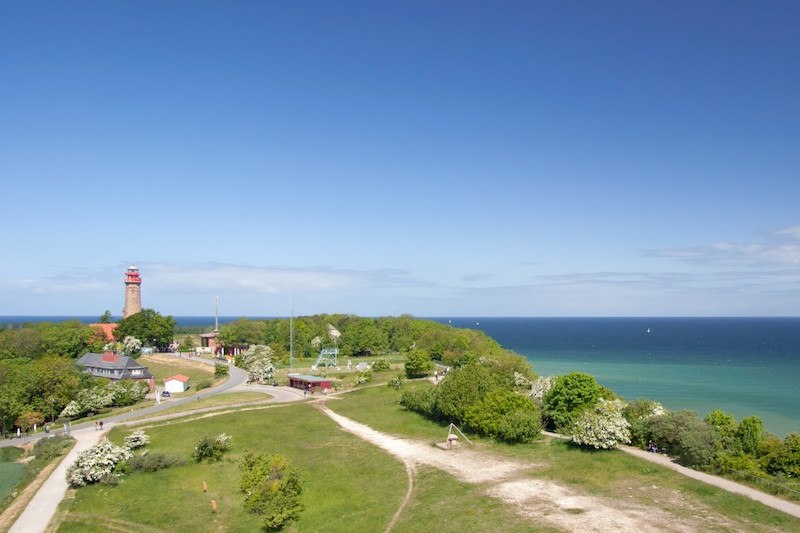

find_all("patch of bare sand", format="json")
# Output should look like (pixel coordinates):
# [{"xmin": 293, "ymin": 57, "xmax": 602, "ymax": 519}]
[{"xmin": 318, "ymin": 406, "xmax": 750, "ymax": 533}]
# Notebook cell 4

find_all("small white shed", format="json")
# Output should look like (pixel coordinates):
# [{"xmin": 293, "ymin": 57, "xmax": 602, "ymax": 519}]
[{"xmin": 164, "ymin": 374, "xmax": 190, "ymax": 393}]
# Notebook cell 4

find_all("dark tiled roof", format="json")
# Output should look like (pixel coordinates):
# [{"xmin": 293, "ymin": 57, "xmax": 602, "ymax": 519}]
[{"xmin": 77, "ymin": 352, "xmax": 153, "ymax": 380}]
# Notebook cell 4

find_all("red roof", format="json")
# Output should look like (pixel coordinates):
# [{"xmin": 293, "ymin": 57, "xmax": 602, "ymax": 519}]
[
  {"xmin": 89, "ymin": 323, "xmax": 118, "ymax": 342},
  {"xmin": 165, "ymin": 374, "xmax": 190, "ymax": 383}
]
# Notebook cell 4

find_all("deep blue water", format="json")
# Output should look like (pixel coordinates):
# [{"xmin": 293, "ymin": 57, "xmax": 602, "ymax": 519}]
[{"xmin": 3, "ymin": 315, "xmax": 798, "ymax": 435}]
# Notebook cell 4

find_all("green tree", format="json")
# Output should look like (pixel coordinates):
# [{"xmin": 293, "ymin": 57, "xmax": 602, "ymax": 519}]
[
  {"xmin": 404, "ymin": 349, "xmax": 433, "ymax": 378},
  {"xmin": 435, "ymin": 364, "xmax": 496, "ymax": 424},
  {"xmin": 239, "ymin": 452, "xmax": 304, "ymax": 531},
  {"xmin": 339, "ymin": 319, "xmax": 389, "ymax": 357},
  {"xmin": 736, "ymin": 416, "xmax": 765, "ymax": 456},
  {"xmin": 542, "ymin": 372, "xmax": 610, "ymax": 431},
  {"xmin": 217, "ymin": 318, "xmax": 266, "ymax": 347},
  {"xmin": 464, "ymin": 389, "xmax": 538, "ymax": 439},
  {"xmin": 704, "ymin": 409, "xmax": 738, "ymax": 449},
  {"xmin": 644, "ymin": 410, "xmax": 720, "ymax": 469},
  {"xmin": 39, "ymin": 321, "xmax": 95, "ymax": 358},
  {"xmin": 113, "ymin": 309, "xmax": 175, "ymax": 351},
  {"xmin": 763, "ymin": 433, "xmax": 800, "ymax": 478},
  {"xmin": 98, "ymin": 310, "xmax": 113, "ymax": 324},
  {"xmin": 0, "ymin": 327, "xmax": 43, "ymax": 359}
]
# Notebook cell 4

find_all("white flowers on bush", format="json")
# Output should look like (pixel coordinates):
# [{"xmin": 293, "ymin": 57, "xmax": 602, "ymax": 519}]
[
  {"xmin": 239, "ymin": 344, "xmax": 275, "ymax": 384},
  {"xmin": 513, "ymin": 372, "xmax": 532, "ymax": 388},
  {"xmin": 122, "ymin": 335, "xmax": 142, "ymax": 355},
  {"xmin": 647, "ymin": 401, "xmax": 666, "ymax": 418},
  {"xmin": 124, "ymin": 429, "xmax": 150, "ymax": 449},
  {"xmin": 66, "ymin": 440, "xmax": 132, "ymax": 487},
  {"xmin": 59, "ymin": 381, "xmax": 150, "ymax": 419},
  {"xmin": 570, "ymin": 398, "xmax": 631, "ymax": 450},
  {"xmin": 529, "ymin": 376, "xmax": 556, "ymax": 401}
]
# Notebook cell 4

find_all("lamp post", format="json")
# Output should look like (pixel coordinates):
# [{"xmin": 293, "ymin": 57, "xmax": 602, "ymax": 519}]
[{"xmin": 50, "ymin": 397, "xmax": 55, "ymax": 423}]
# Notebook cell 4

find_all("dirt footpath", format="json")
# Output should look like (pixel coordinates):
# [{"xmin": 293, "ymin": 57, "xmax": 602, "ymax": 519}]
[{"xmin": 318, "ymin": 405, "xmax": 777, "ymax": 533}]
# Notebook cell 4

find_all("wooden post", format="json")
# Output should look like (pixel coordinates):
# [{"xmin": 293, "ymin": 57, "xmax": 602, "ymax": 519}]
[
  {"xmin": 203, "ymin": 481, "xmax": 208, "ymax": 493},
  {"xmin": 211, "ymin": 499, "xmax": 217, "ymax": 513}
]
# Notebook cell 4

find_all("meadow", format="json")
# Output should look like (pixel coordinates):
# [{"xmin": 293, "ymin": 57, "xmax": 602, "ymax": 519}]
[{"xmin": 52, "ymin": 381, "xmax": 800, "ymax": 532}]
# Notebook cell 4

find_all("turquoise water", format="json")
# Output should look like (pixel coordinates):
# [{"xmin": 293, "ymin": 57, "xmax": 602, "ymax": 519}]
[{"xmin": 441, "ymin": 318, "xmax": 800, "ymax": 437}]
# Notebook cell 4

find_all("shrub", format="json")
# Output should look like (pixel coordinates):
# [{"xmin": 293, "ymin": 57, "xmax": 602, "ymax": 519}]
[
  {"xmin": 399, "ymin": 386, "xmax": 438, "ymax": 418},
  {"xmin": 404, "ymin": 349, "xmax": 433, "ymax": 378},
  {"xmin": 497, "ymin": 408, "xmax": 543, "ymax": 444},
  {"xmin": 644, "ymin": 410, "xmax": 720, "ymax": 469},
  {"xmin": 464, "ymin": 389, "xmax": 538, "ymax": 439},
  {"xmin": 542, "ymin": 372, "xmax": 611, "ymax": 431},
  {"xmin": 388, "ymin": 374, "xmax": 405, "ymax": 389},
  {"xmin": 33, "ymin": 434, "xmax": 73, "ymax": 462},
  {"xmin": 214, "ymin": 363, "xmax": 229, "ymax": 379},
  {"xmin": 736, "ymin": 416, "xmax": 765, "ymax": 456},
  {"xmin": 129, "ymin": 452, "xmax": 186, "ymax": 472},
  {"xmin": 195, "ymin": 379, "xmax": 212, "ymax": 391},
  {"xmin": 239, "ymin": 452, "xmax": 304, "ymax": 530},
  {"xmin": 624, "ymin": 398, "xmax": 666, "ymax": 447},
  {"xmin": 435, "ymin": 364, "xmax": 496, "ymax": 424},
  {"xmin": 372, "ymin": 358, "xmax": 390, "ymax": 371},
  {"xmin": 192, "ymin": 433, "xmax": 232, "ymax": 462},
  {"xmin": 570, "ymin": 399, "xmax": 631, "ymax": 450},
  {"xmin": 66, "ymin": 440, "xmax": 132, "ymax": 487},
  {"xmin": 763, "ymin": 433, "xmax": 800, "ymax": 478},
  {"xmin": 124, "ymin": 429, "xmax": 150, "ymax": 450}
]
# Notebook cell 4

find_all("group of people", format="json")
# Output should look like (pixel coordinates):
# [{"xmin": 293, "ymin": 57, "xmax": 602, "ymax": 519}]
[{"xmin": 93, "ymin": 420, "xmax": 105, "ymax": 431}]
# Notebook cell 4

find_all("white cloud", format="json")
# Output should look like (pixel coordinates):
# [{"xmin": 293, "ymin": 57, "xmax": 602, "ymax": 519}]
[{"xmin": 648, "ymin": 226, "xmax": 800, "ymax": 267}]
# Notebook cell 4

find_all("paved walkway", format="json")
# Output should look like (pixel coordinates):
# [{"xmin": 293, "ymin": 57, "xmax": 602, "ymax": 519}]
[{"xmin": 8, "ymin": 426, "xmax": 105, "ymax": 533}]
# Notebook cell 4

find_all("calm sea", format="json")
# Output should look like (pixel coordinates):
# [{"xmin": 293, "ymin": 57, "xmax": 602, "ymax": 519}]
[{"xmin": 3, "ymin": 316, "xmax": 798, "ymax": 436}]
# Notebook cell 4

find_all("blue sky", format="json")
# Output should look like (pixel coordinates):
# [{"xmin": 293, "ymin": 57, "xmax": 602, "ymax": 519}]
[{"xmin": 1, "ymin": 2, "xmax": 798, "ymax": 317}]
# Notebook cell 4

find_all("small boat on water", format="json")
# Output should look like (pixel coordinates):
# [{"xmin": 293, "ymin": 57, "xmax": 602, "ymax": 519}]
[{"xmin": 646, "ymin": 327, "xmax": 651, "ymax": 333}]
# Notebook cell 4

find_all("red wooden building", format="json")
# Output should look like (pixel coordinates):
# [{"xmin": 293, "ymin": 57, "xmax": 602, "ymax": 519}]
[{"xmin": 288, "ymin": 374, "xmax": 332, "ymax": 391}]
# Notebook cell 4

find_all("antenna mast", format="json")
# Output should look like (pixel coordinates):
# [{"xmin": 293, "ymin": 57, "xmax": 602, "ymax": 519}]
[
  {"xmin": 214, "ymin": 296, "xmax": 219, "ymax": 332},
  {"xmin": 289, "ymin": 290, "xmax": 294, "ymax": 372}
]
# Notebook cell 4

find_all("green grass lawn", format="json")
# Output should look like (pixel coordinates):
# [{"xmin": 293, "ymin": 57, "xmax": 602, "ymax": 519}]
[
  {"xmin": 138, "ymin": 354, "xmax": 218, "ymax": 394},
  {"xmin": 54, "ymin": 383, "xmax": 800, "ymax": 532},
  {"xmin": 57, "ymin": 403, "xmax": 409, "ymax": 532}
]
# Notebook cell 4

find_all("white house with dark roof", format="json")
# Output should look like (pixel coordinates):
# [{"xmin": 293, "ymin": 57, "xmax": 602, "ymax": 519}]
[{"xmin": 77, "ymin": 351, "xmax": 155, "ymax": 390}]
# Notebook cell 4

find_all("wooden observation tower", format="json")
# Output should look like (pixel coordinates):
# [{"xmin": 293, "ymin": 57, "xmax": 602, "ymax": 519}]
[{"xmin": 123, "ymin": 265, "xmax": 143, "ymax": 318}]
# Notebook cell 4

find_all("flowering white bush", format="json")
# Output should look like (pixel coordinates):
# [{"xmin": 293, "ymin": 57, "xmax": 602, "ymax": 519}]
[
  {"xmin": 123, "ymin": 336, "xmax": 142, "ymax": 355},
  {"xmin": 66, "ymin": 440, "xmax": 132, "ymax": 487},
  {"xmin": 513, "ymin": 372, "xmax": 532, "ymax": 388},
  {"xmin": 570, "ymin": 398, "xmax": 631, "ymax": 450},
  {"xmin": 59, "ymin": 381, "xmax": 150, "ymax": 419},
  {"xmin": 124, "ymin": 429, "xmax": 150, "ymax": 449},
  {"xmin": 529, "ymin": 376, "xmax": 556, "ymax": 401},
  {"xmin": 239, "ymin": 345, "xmax": 275, "ymax": 384},
  {"xmin": 60, "ymin": 401, "xmax": 82, "ymax": 418}
]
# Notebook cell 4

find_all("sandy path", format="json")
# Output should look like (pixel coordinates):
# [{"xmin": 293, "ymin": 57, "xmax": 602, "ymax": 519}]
[{"xmin": 318, "ymin": 405, "xmax": 765, "ymax": 532}]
